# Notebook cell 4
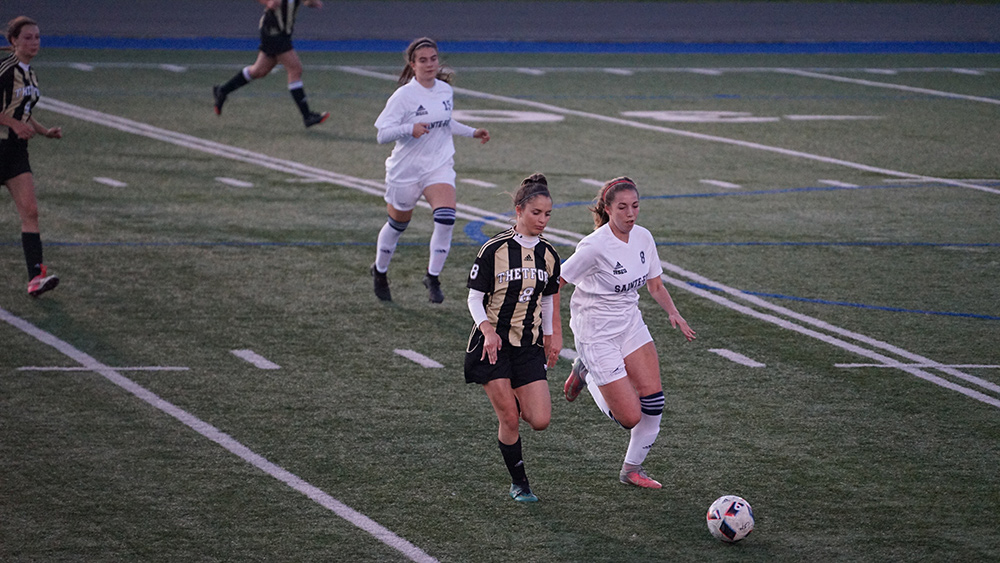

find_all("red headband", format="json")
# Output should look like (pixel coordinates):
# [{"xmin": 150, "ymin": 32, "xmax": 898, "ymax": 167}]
[{"xmin": 601, "ymin": 178, "xmax": 636, "ymax": 203}]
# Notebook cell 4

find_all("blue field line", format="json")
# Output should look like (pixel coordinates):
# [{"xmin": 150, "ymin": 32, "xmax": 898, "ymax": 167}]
[
  {"xmin": 687, "ymin": 282, "xmax": 1000, "ymax": 321},
  {"xmin": 44, "ymin": 36, "xmax": 1000, "ymax": 55},
  {"xmin": 6, "ymin": 239, "xmax": 994, "ymax": 250},
  {"xmin": 3, "ymin": 239, "xmax": 995, "ymax": 319}
]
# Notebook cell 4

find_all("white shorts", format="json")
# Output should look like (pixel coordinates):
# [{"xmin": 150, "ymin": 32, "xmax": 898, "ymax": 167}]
[
  {"xmin": 384, "ymin": 159, "xmax": 456, "ymax": 212},
  {"xmin": 574, "ymin": 311, "xmax": 653, "ymax": 386}
]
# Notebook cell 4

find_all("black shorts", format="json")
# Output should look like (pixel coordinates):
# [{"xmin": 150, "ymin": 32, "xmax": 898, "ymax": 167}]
[
  {"xmin": 0, "ymin": 137, "xmax": 31, "ymax": 184},
  {"xmin": 259, "ymin": 30, "xmax": 294, "ymax": 57},
  {"xmin": 464, "ymin": 328, "xmax": 547, "ymax": 388}
]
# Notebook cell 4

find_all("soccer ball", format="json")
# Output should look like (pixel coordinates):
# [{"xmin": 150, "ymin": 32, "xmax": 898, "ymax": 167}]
[{"xmin": 706, "ymin": 495, "xmax": 755, "ymax": 543}]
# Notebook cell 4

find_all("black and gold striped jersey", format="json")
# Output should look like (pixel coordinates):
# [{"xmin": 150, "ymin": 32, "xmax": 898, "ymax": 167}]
[
  {"xmin": 0, "ymin": 54, "xmax": 39, "ymax": 142},
  {"xmin": 260, "ymin": 0, "xmax": 303, "ymax": 37},
  {"xmin": 468, "ymin": 228, "xmax": 561, "ymax": 347}
]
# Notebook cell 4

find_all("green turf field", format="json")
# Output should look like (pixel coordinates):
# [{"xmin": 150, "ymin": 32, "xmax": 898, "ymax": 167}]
[{"xmin": 2, "ymin": 48, "xmax": 999, "ymax": 562}]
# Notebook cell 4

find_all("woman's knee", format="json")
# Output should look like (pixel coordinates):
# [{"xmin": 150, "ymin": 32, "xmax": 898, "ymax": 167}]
[
  {"xmin": 616, "ymin": 411, "xmax": 641, "ymax": 429},
  {"xmin": 523, "ymin": 412, "xmax": 550, "ymax": 431},
  {"xmin": 497, "ymin": 409, "xmax": 520, "ymax": 433}
]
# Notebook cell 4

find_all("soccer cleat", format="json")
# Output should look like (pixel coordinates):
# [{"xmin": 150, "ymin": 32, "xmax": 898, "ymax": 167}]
[
  {"xmin": 422, "ymin": 272, "xmax": 444, "ymax": 304},
  {"xmin": 564, "ymin": 357, "xmax": 589, "ymax": 402},
  {"xmin": 619, "ymin": 465, "xmax": 662, "ymax": 489},
  {"xmin": 371, "ymin": 263, "xmax": 391, "ymax": 302},
  {"xmin": 304, "ymin": 111, "xmax": 330, "ymax": 128},
  {"xmin": 509, "ymin": 483, "xmax": 539, "ymax": 502},
  {"xmin": 27, "ymin": 265, "xmax": 59, "ymax": 298},
  {"xmin": 212, "ymin": 85, "xmax": 226, "ymax": 115}
]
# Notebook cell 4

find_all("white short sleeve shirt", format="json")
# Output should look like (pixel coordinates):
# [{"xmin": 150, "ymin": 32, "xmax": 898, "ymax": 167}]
[{"xmin": 560, "ymin": 223, "xmax": 663, "ymax": 343}]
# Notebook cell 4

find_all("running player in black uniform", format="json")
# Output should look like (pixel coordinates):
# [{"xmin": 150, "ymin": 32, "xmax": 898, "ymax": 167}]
[
  {"xmin": 464, "ymin": 173, "xmax": 562, "ymax": 502},
  {"xmin": 213, "ymin": 0, "xmax": 329, "ymax": 128},
  {"xmin": 1, "ymin": 16, "xmax": 62, "ymax": 297}
]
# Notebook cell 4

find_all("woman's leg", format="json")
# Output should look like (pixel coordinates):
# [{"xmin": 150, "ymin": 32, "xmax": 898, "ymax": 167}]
[
  {"xmin": 513, "ymin": 379, "xmax": 551, "ymax": 432},
  {"xmin": 484, "ymin": 378, "xmax": 536, "ymax": 499},
  {"xmin": 620, "ymin": 342, "xmax": 665, "ymax": 487},
  {"xmin": 374, "ymin": 204, "xmax": 413, "ymax": 273},
  {"xmin": 214, "ymin": 52, "xmax": 277, "ymax": 114},
  {"xmin": 276, "ymin": 49, "xmax": 324, "ymax": 123},
  {"xmin": 6, "ymin": 173, "xmax": 43, "ymax": 278},
  {"xmin": 421, "ymin": 183, "xmax": 457, "ymax": 277}
]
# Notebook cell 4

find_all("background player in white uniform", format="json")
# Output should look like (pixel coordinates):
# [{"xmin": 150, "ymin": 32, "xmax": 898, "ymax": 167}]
[
  {"xmin": 1, "ymin": 16, "xmax": 62, "ymax": 297},
  {"xmin": 559, "ymin": 177, "xmax": 696, "ymax": 489},
  {"xmin": 371, "ymin": 37, "xmax": 489, "ymax": 304},
  {"xmin": 464, "ymin": 173, "xmax": 561, "ymax": 502}
]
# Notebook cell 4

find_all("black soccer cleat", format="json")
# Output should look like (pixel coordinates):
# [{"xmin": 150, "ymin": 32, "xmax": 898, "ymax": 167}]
[
  {"xmin": 422, "ymin": 272, "xmax": 444, "ymax": 304},
  {"xmin": 212, "ymin": 85, "xmax": 226, "ymax": 116},
  {"xmin": 371, "ymin": 263, "xmax": 391, "ymax": 302},
  {"xmin": 304, "ymin": 111, "xmax": 329, "ymax": 128}
]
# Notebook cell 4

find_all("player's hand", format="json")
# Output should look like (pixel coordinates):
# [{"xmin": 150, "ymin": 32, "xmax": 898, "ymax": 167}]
[
  {"xmin": 670, "ymin": 314, "xmax": 697, "ymax": 342},
  {"xmin": 474, "ymin": 128, "xmax": 490, "ymax": 144},
  {"xmin": 44, "ymin": 127, "xmax": 62, "ymax": 139},
  {"xmin": 481, "ymin": 330, "xmax": 502, "ymax": 365},
  {"xmin": 543, "ymin": 333, "xmax": 562, "ymax": 368},
  {"xmin": 12, "ymin": 121, "xmax": 34, "ymax": 140},
  {"xmin": 412, "ymin": 123, "xmax": 430, "ymax": 138}
]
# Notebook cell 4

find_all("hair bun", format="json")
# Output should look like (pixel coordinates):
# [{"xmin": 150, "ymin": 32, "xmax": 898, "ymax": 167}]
[{"xmin": 521, "ymin": 172, "xmax": 547, "ymax": 187}]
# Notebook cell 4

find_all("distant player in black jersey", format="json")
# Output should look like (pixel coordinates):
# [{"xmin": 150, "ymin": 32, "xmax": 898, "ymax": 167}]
[
  {"xmin": 212, "ymin": 0, "xmax": 329, "ymax": 128},
  {"xmin": 464, "ymin": 173, "xmax": 562, "ymax": 502},
  {"xmin": 1, "ymin": 16, "xmax": 62, "ymax": 297}
]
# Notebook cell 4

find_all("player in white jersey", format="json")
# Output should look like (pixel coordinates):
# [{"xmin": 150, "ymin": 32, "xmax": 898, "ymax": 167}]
[
  {"xmin": 559, "ymin": 177, "xmax": 696, "ymax": 489},
  {"xmin": 370, "ymin": 37, "xmax": 490, "ymax": 304}
]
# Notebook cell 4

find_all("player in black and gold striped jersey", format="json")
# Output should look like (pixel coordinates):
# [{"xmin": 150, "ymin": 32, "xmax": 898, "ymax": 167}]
[
  {"xmin": 464, "ymin": 173, "xmax": 562, "ymax": 502},
  {"xmin": 212, "ymin": 0, "xmax": 329, "ymax": 128},
  {"xmin": 1, "ymin": 16, "xmax": 62, "ymax": 297}
]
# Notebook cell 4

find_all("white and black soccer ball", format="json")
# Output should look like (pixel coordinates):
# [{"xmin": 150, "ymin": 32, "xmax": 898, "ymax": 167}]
[{"xmin": 706, "ymin": 495, "xmax": 755, "ymax": 543}]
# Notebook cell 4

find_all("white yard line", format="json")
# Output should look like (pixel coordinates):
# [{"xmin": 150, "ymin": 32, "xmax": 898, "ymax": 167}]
[
  {"xmin": 818, "ymin": 179, "xmax": 859, "ymax": 188},
  {"xmin": 0, "ymin": 307, "xmax": 438, "ymax": 563},
  {"xmin": 700, "ymin": 179, "xmax": 742, "ymax": 189},
  {"xmin": 459, "ymin": 178, "xmax": 497, "ymax": 188},
  {"xmin": 776, "ymin": 68, "xmax": 1000, "ymax": 106},
  {"xmin": 559, "ymin": 348, "xmax": 579, "ymax": 361},
  {"xmin": 159, "ymin": 64, "xmax": 187, "ymax": 73},
  {"xmin": 18, "ymin": 366, "xmax": 189, "ymax": 372},
  {"xmin": 708, "ymin": 349, "xmax": 766, "ymax": 367},
  {"xmin": 394, "ymin": 349, "xmax": 444, "ymax": 369},
  {"xmin": 837, "ymin": 363, "xmax": 1000, "ymax": 369},
  {"xmin": 216, "ymin": 177, "xmax": 254, "ymax": 188},
  {"xmin": 660, "ymin": 262, "xmax": 1000, "ymax": 402},
  {"xmin": 230, "ymin": 349, "xmax": 281, "ymax": 370},
  {"xmin": 93, "ymin": 176, "xmax": 128, "ymax": 187}
]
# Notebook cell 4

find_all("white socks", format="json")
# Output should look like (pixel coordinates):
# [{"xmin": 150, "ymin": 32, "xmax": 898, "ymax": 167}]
[
  {"xmin": 587, "ymin": 382, "xmax": 665, "ymax": 467},
  {"xmin": 375, "ymin": 217, "xmax": 408, "ymax": 273}
]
